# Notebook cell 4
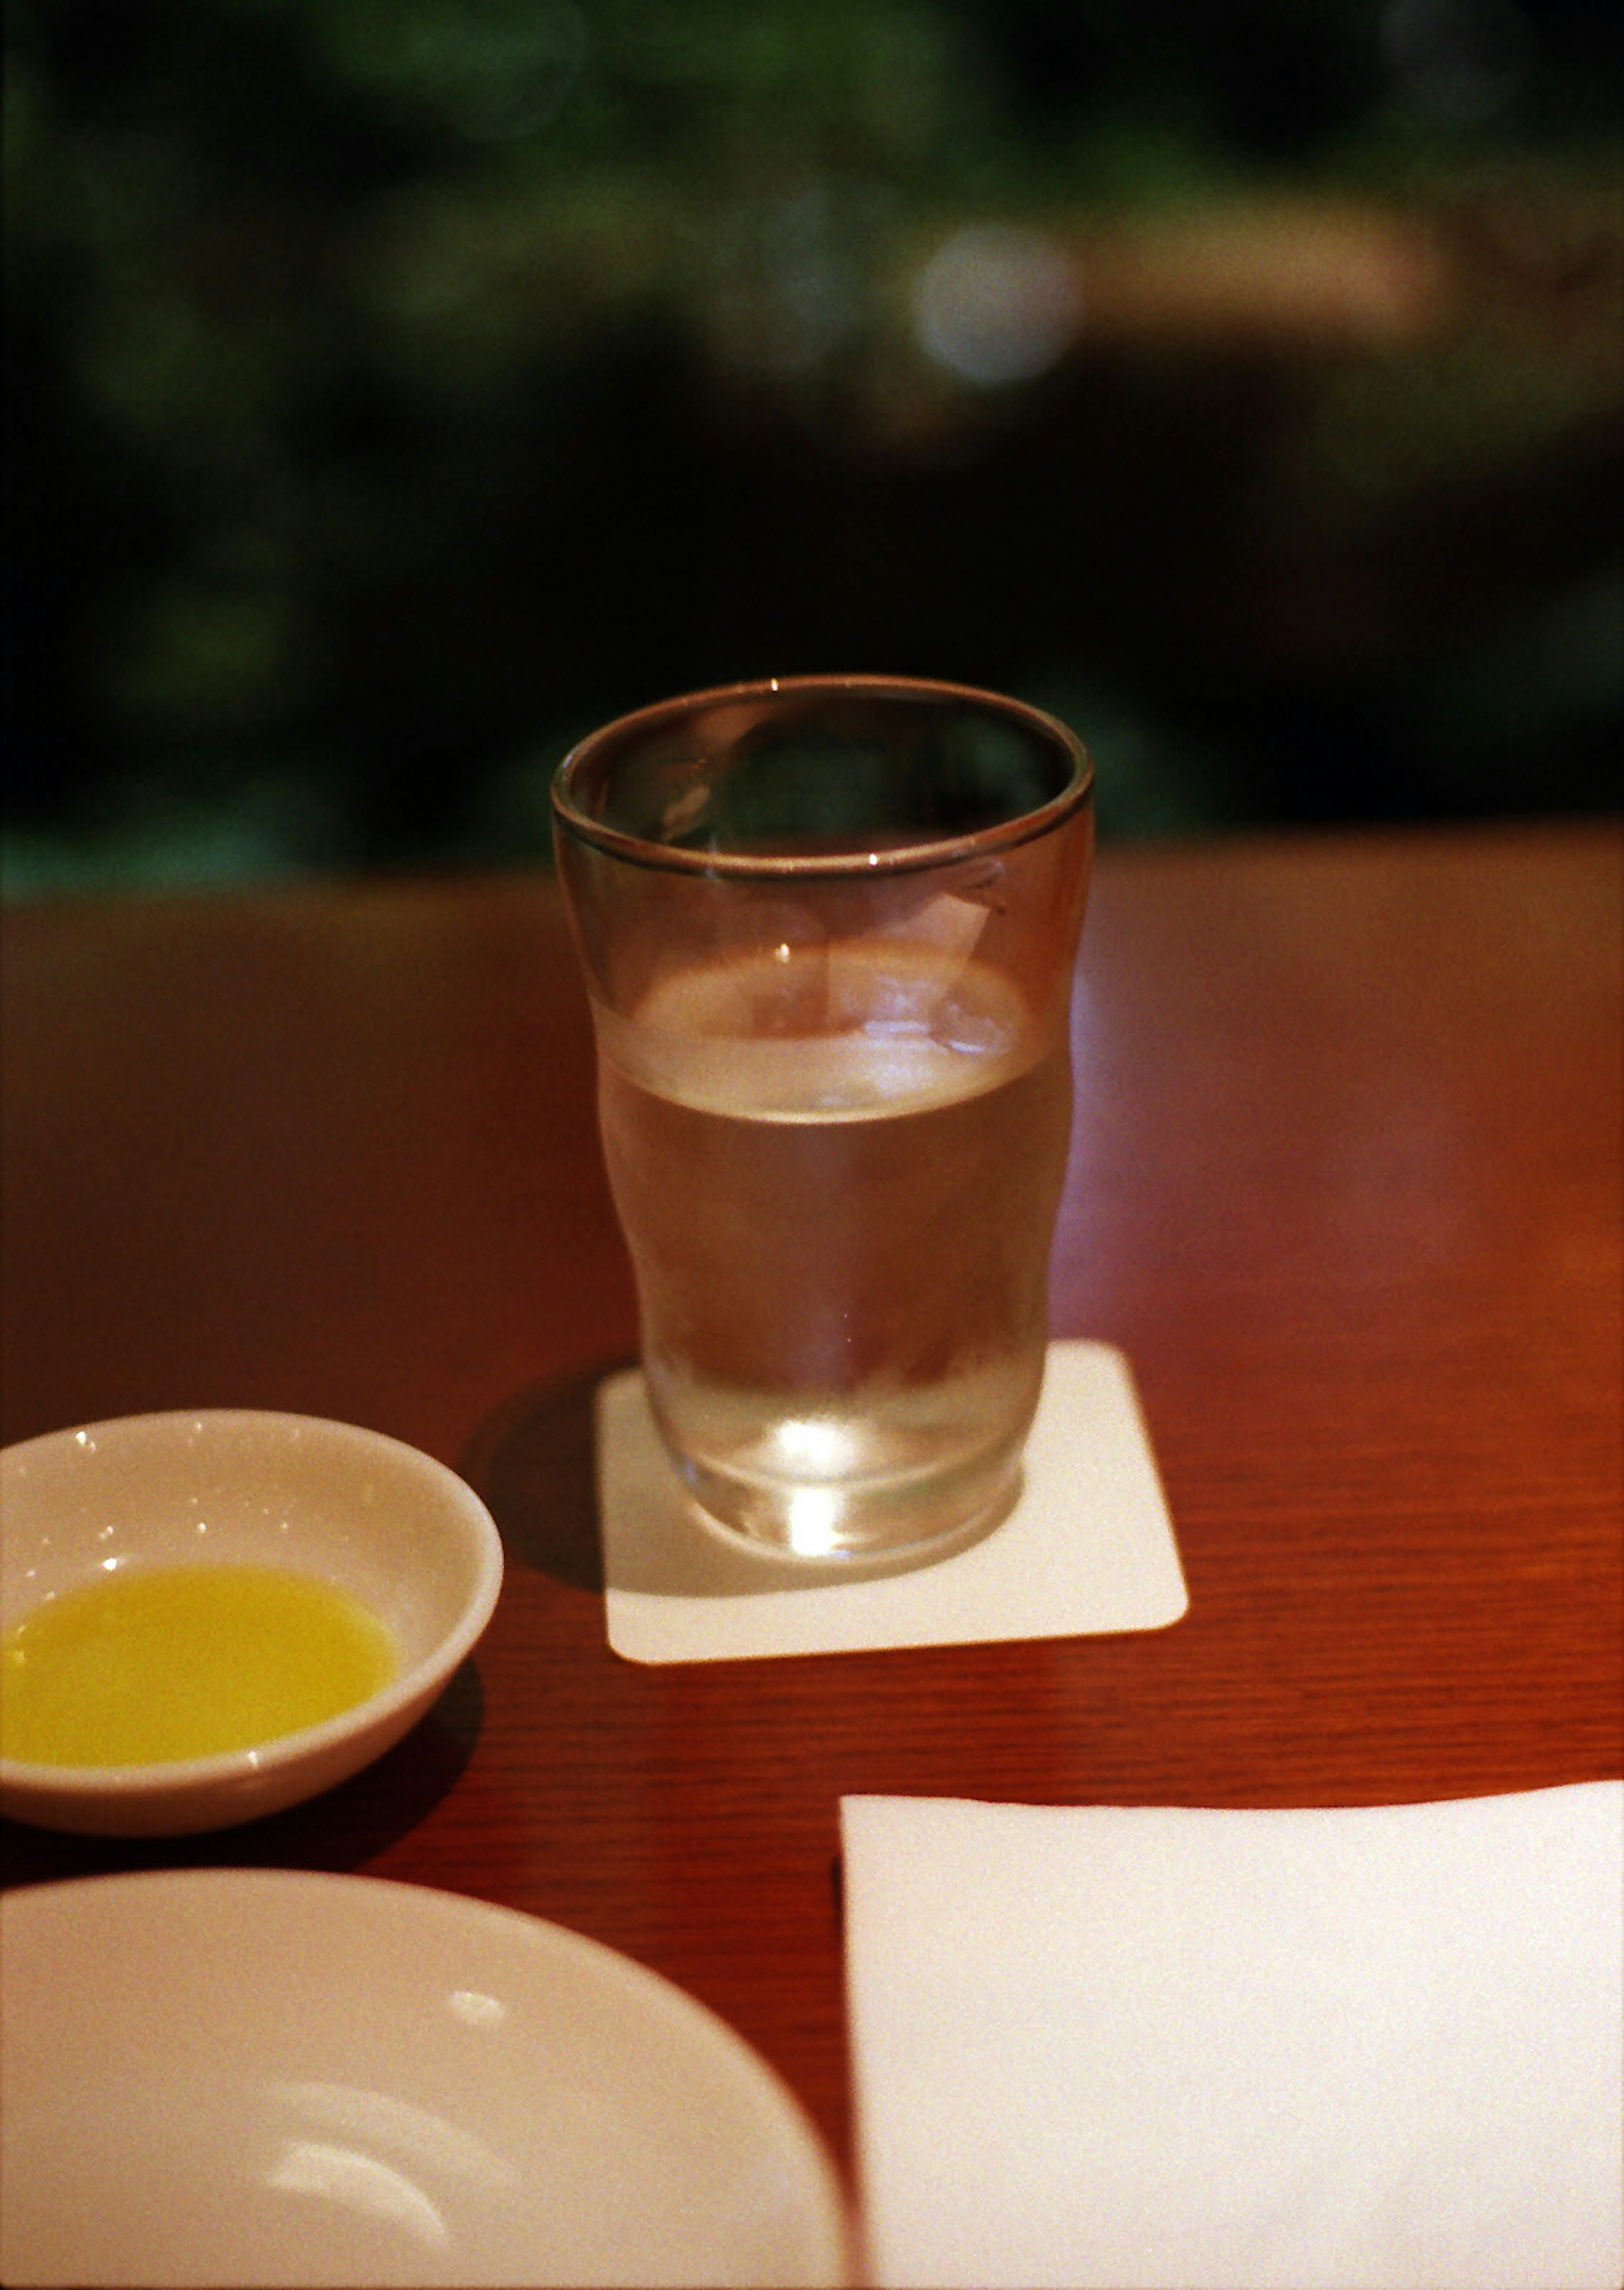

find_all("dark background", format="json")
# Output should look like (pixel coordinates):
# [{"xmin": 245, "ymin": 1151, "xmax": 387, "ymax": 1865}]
[{"xmin": 5, "ymin": 0, "xmax": 1620, "ymax": 894}]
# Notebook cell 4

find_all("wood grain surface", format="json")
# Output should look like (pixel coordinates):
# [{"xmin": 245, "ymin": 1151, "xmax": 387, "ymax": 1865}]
[{"xmin": 3, "ymin": 821, "xmax": 1619, "ymax": 2186}]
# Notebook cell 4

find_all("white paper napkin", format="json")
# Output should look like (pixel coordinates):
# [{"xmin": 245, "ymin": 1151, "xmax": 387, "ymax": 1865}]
[{"xmin": 841, "ymin": 1783, "xmax": 1623, "ymax": 2290}]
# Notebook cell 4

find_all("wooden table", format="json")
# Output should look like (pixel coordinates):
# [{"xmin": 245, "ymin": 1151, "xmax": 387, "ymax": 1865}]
[{"xmin": 3, "ymin": 821, "xmax": 1619, "ymax": 2190}]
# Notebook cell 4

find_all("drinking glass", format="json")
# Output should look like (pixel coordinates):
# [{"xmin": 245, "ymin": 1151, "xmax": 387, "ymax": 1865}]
[{"xmin": 552, "ymin": 675, "xmax": 1093, "ymax": 1560}]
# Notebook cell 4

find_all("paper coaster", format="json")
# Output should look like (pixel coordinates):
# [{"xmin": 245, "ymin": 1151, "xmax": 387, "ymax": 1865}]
[{"xmin": 599, "ymin": 1340, "xmax": 1188, "ymax": 1665}]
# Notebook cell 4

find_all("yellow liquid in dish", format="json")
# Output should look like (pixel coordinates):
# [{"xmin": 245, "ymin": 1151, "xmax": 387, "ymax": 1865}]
[{"xmin": 0, "ymin": 1564, "xmax": 399, "ymax": 1767}]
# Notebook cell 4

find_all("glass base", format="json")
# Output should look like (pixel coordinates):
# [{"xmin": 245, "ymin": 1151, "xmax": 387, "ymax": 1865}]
[{"xmin": 672, "ymin": 1440, "xmax": 1026, "ymax": 1565}]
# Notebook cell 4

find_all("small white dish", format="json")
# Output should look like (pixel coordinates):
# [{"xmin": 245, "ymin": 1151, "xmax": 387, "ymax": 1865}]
[
  {"xmin": 0, "ymin": 1410, "xmax": 504, "ymax": 1836},
  {"xmin": 0, "ymin": 1868, "xmax": 854, "ymax": 2287}
]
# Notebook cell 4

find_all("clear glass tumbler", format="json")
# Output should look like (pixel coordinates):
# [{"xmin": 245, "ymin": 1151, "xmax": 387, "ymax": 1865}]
[{"xmin": 552, "ymin": 675, "xmax": 1094, "ymax": 1560}]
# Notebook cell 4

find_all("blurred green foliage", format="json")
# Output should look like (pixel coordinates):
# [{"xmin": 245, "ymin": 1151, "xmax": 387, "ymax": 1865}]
[{"xmin": 5, "ymin": 0, "xmax": 1621, "ymax": 891}]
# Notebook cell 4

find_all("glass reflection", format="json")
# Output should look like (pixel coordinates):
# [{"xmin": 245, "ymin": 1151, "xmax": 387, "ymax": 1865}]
[{"xmin": 263, "ymin": 2078, "xmax": 518, "ymax": 2250}]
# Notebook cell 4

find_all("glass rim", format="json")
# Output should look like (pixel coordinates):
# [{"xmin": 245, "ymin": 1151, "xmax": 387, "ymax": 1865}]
[{"xmin": 550, "ymin": 673, "xmax": 1093, "ymax": 879}]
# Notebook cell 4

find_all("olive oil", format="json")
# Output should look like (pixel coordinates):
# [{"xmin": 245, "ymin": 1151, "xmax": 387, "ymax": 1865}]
[{"xmin": 0, "ymin": 1564, "xmax": 398, "ymax": 1766}]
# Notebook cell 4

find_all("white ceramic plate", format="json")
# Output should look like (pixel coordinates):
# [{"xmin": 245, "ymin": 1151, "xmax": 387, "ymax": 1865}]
[{"xmin": 0, "ymin": 1870, "xmax": 854, "ymax": 2288}]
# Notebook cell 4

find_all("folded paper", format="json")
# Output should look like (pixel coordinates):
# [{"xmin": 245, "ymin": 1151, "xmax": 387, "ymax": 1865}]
[{"xmin": 842, "ymin": 1782, "xmax": 1624, "ymax": 2290}]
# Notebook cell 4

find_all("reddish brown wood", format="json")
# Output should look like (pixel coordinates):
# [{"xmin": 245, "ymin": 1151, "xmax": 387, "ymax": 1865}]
[{"xmin": 3, "ymin": 824, "xmax": 1620, "ymax": 2185}]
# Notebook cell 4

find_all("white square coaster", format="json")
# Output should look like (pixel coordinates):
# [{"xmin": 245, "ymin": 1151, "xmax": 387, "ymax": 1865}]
[{"xmin": 599, "ymin": 1340, "xmax": 1188, "ymax": 1664}]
